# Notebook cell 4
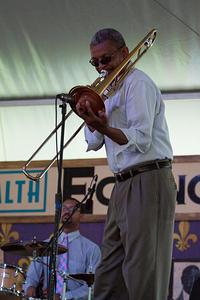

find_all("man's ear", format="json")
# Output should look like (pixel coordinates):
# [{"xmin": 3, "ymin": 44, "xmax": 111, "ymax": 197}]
[{"xmin": 122, "ymin": 46, "xmax": 129, "ymax": 58}]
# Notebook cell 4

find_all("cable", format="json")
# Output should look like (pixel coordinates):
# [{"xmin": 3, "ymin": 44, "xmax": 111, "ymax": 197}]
[
  {"xmin": 55, "ymin": 97, "xmax": 60, "ymax": 174},
  {"xmin": 153, "ymin": 0, "xmax": 200, "ymax": 38}
]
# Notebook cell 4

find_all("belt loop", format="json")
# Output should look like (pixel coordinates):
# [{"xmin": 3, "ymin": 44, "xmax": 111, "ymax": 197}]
[
  {"xmin": 155, "ymin": 159, "xmax": 160, "ymax": 169},
  {"xmin": 129, "ymin": 169, "xmax": 134, "ymax": 177},
  {"xmin": 117, "ymin": 173, "xmax": 123, "ymax": 182}
]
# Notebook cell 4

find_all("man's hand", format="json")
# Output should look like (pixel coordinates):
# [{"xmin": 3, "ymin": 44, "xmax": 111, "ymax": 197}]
[
  {"xmin": 24, "ymin": 286, "xmax": 36, "ymax": 297},
  {"xmin": 76, "ymin": 100, "xmax": 109, "ymax": 134},
  {"xmin": 76, "ymin": 98, "xmax": 128, "ymax": 145}
]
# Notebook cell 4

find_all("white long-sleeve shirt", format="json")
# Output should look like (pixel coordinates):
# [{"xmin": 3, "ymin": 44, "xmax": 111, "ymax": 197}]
[{"xmin": 85, "ymin": 68, "xmax": 173, "ymax": 174}]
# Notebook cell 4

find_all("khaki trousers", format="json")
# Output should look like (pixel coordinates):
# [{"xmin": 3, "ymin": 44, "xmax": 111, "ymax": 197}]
[{"xmin": 94, "ymin": 168, "xmax": 177, "ymax": 300}]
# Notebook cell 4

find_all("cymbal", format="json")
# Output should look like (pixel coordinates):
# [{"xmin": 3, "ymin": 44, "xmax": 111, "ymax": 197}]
[
  {"xmin": 1, "ymin": 241, "xmax": 67, "ymax": 257},
  {"xmin": 70, "ymin": 273, "xmax": 94, "ymax": 286}
]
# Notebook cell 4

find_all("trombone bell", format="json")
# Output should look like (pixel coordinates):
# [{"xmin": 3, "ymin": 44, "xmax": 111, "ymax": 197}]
[{"xmin": 69, "ymin": 86, "xmax": 105, "ymax": 116}]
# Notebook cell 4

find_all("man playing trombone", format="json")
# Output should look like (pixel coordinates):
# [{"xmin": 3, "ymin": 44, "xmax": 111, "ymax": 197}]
[{"xmin": 76, "ymin": 28, "xmax": 177, "ymax": 300}]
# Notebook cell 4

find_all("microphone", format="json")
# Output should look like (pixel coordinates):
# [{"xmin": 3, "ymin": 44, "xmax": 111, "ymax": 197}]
[
  {"xmin": 56, "ymin": 93, "xmax": 75, "ymax": 105},
  {"xmin": 85, "ymin": 175, "xmax": 98, "ymax": 211}
]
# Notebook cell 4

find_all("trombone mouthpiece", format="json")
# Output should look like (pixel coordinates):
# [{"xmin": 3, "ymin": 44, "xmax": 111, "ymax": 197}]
[{"xmin": 99, "ymin": 70, "xmax": 108, "ymax": 78}]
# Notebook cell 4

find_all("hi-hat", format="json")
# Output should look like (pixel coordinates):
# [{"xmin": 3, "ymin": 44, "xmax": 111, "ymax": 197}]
[
  {"xmin": 1, "ymin": 240, "xmax": 67, "ymax": 257},
  {"xmin": 70, "ymin": 273, "xmax": 94, "ymax": 286}
]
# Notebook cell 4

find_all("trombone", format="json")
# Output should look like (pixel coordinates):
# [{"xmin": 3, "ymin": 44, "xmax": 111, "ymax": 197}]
[{"xmin": 22, "ymin": 28, "xmax": 157, "ymax": 181}]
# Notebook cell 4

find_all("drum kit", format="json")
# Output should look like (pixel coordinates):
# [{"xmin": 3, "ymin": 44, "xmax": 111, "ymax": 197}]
[{"xmin": 0, "ymin": 240, "xmax": 94, "ymax": 300}]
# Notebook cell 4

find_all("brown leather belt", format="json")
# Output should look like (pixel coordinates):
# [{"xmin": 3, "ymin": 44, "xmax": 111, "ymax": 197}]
[{"xmin": 115, "ymin": 159, "xmax": 171, "ymax": 182}]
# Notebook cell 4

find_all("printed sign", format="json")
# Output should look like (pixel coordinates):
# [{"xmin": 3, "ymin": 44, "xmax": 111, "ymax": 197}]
[
  {"xmin": 172, "ymin": 163, "xmax": 200, "ymax": 214},
  {"xmin": 0, "ymin": 170, "xmax": 47, "ymax": 213},
  {"xmin": 0, "ymin": 168, "xmax": 58, "ymax": 215},
  {"xmin": 0, "ymin": 160, "xmax": 200, "ymax": 216}
]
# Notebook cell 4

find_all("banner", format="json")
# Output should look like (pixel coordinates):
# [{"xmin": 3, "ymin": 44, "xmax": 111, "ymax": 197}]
[{"xmin": 0, "ymin": 158, "xmax": 200, "ymax": 217}]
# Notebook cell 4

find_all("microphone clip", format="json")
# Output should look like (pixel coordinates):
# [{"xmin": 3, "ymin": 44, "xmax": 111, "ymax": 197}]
[{"xmin": 56, "ymin": 93, "xmax": 75, "ymax": 105}]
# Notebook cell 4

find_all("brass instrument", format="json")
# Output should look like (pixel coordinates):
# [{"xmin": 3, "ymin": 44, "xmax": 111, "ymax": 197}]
[{"xmin": 22, "ymin": 29, "xmax": 157, "ymax": 181}]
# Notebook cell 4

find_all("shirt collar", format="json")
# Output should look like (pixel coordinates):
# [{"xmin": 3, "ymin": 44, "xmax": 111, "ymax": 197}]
[
  {"xmin": 60, "ymin": 230, "xmax": 80, "ymax": 243},
  {"xmin": 104, "ymin": 62, "xmax": 135, "ymax": 98}
]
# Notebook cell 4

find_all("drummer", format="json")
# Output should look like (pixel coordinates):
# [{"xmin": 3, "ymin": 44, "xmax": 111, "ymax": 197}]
[{"xmin": 23, "ymin": 197, "xmax": 101, "ymax": 300}]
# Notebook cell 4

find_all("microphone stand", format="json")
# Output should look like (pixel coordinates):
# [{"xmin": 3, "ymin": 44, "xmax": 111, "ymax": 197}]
[
  {"xmin": 43, "ymin": 89, "xmax": 96, "ymax": 299},
  {"xmin": 48, "ymin": 97, "xmax": 70, "ymax": 300}
]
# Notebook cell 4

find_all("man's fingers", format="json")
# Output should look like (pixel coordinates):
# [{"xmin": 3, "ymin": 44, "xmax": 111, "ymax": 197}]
[
  {"xmin": 85, "ymin": 101, "xmax": 95, "ymax": 116},
  {"xmin": 98, "ymin": 110, "xmax": 105, "ymax": 117}
]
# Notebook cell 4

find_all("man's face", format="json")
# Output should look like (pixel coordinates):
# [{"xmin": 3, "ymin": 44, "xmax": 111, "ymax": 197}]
[
  {"xmin": 61, "ymin": 199, "xmax": 80, "ymax": 231},
  {"xmin": 90, "ymin": 40, "xmax": 129, "ymax": 75}
]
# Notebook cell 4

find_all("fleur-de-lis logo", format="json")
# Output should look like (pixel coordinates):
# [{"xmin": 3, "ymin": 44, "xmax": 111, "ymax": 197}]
[
  {"xmin": 173, "ymin": 221, "xmax": 198, "ymax": 251},
  {"xmin": 18, "ymin": 257, "xmax": 32, "ymax": 272},
  {"xmin": 0, "ymin": 224, "xmax": 19, "ymax": 246}
]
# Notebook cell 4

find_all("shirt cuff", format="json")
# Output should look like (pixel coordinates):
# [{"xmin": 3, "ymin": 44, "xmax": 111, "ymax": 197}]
[
  {"xmin": 114, "ymin": 128, "xmax": 136, "ymax": 155},
  {"xmin": 92, "ymin": 129, "xmax": 103, "ymax": 139}
]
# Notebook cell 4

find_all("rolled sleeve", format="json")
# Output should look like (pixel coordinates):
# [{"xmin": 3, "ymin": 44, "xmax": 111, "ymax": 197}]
[{"xmin": 84, "ymin": 126, "xmax": 104, "ymax": 151}]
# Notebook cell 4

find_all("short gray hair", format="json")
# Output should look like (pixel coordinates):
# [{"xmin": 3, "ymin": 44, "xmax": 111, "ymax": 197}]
[{"xmin": 90, "ymin": 28, "xmax": 126, "ymax": 48}]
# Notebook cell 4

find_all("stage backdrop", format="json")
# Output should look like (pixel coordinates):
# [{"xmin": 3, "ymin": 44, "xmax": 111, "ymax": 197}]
[
  {"xmin": 0, "ymin": 156, "xmax": 200, "ymax": 300},
  {"xmin": 0, "ymin": 156, "xmax": 200, "ymax": 220}
]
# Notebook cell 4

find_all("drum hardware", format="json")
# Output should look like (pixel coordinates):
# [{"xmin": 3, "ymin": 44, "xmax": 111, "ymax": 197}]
[
  {"xmin": 1, "ymin": 240, "xmax": 67, "ymax": 257},
  {"xmin": 55, "ymin": 272, "xmax": 94, "ymax": 300},
  {"xmin": 69, "ymin": 273, "xmax": 94, "ymax": 300},
  {"xmin": 56, "ymin": 254, "xmax": 94, "ymax": 300},
  {"xmin": 56, "ymin": 270, "xmax": 84, "ymax": 300},
  {"xmin": 0, "ymin": 240, "xmax": 66, "ymax": 299},
  {"xmin": 0, "ymin": 264, "xmax": 26, "ymax": 300},
  {"xmin": 1, "ymin": 247, "xmax": 95, "ymax": 300},
  {"xmin": 12, "ymin": 283, "xmax": 16, "ymax": 290},
  {"xmin": 55, "ymin": 270, "xmax": 94, "ymax": 300},
  {"xmin": 69, "ymin": 273, "xmax": 94, "ymax": 286},
  {"xmin": 24, "ymin": 257, "xmax": 85, "ymax": 300}
]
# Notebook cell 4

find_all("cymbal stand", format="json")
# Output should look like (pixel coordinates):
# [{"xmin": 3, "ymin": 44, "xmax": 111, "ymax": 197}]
[
  {"xmin": 59, "ymin": 271, "xmax": 84, "ymax": 300},
  {"xmin": 87, "ymin": 257, "xmax": 93, "ymax": 300},
  {"xmin": 61, "ymin": 272, "xmax": 67, "ymax": 300},
  {"xmin": 87, "ymin": 282, "xmax": 92, "ymax": 300}
]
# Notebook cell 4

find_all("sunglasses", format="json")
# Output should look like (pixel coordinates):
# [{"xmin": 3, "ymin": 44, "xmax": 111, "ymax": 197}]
[
  {"xmin": 62, "ymin": 206, "xmax": 80, "ymax": 212},
  {"xmin": 89, "ymin": 47, "xmax": 123, "ymax": 68}
]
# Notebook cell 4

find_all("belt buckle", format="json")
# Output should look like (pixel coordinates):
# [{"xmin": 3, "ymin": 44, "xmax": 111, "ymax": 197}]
[{"xmin": 116, "ymin": 172, "xmax": 123, "ymax": 181}]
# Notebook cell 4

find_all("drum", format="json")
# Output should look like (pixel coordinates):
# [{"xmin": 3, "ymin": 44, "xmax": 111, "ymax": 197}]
[{"xmin": 0, "ymin": 264, "xmax": 26, "ymax": 300}]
